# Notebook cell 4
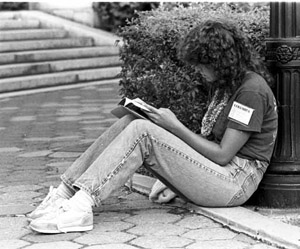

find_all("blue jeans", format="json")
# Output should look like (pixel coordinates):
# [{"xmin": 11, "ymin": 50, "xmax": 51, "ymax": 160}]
[{"xmin": 61, "ymin": 115, "xmax": 268, "ymax": 207}]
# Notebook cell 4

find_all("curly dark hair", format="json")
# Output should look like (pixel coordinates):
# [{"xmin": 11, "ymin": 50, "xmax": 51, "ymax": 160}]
[{"xmin": 177, "ymin": 19, "xmax": 273, "ymax": 97}]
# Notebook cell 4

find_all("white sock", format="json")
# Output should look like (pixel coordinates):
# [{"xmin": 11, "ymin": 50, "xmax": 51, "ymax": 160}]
[
  {"xmin": 68, "ymin": 190, "xmax": 94, "ymax": 212},
  {"xmin": 56, "ymin": 182, "xmax": 75, "ymax": 199}
]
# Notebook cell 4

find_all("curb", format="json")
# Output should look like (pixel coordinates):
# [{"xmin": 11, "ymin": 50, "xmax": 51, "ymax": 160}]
[{"xmin": 130, "ymin": 173, "xmax": 300, "ymax": 249}]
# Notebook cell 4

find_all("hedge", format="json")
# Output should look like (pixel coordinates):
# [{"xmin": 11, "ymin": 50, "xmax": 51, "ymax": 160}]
[
  {"xmin": 0, "ymin": 2, "xmax": 28, "ymax": 11},
  {"xmin": 117, "ymin": 3, "xmax": 270, "ymax": 134},
  {"xmin": 93, "ymin": 2, "xmax": 159, "ymax": 32}
]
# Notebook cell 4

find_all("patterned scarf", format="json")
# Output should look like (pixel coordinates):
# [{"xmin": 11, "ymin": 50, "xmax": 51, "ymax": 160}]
[{"xmin": 201, "ymin": 89, "xmax": 230, "ymax": 137}]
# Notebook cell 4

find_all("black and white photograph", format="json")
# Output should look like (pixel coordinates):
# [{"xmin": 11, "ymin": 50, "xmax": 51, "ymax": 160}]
[{"xmin": 0, "ymin": 1, "xmax": 299, "ymax": 248}]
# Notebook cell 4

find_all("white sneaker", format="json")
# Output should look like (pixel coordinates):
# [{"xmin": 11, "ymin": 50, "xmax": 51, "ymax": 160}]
[
  {"xmin": 29, "ymin": 200, "xmax": 93, "ymax": 234},
  {"xmin": 27, "ymin": 186, "xmax": 66, "ymax": 221}
]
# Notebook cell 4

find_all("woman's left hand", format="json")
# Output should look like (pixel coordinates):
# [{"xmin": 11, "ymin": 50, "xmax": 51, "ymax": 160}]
[{"xmin": 149, "ymin": 180, "xmax": 177, "ymax": 203}]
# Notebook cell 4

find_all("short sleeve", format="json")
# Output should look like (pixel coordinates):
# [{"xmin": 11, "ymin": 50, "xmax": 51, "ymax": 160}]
[{"xmin": 227, "ymin": 92, "xmax": 265, "ymax": 132}]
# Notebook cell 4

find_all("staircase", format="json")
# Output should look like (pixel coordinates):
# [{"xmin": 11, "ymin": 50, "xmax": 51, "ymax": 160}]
[{"xmin": 0, "ymin": 12, "xmax": 121, "ymax": 93}]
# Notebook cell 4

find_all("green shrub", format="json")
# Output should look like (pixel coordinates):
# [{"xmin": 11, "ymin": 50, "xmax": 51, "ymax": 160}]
[
  {"xmin": 117, "ymin": 3, "xmax": 270, "ymax": 134},
  {"xmin": 0, "ymin": 2, "xmax": 28, "ymax": 11},
  {"xmin": 93, "ymin": 2, "xmax": 159, "ymax": 32}
]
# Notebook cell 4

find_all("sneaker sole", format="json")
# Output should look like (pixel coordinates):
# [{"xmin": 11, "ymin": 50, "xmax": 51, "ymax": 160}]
[{"xmin": 29, "ymin": 224, "xmax": 93, "ymax": 234}]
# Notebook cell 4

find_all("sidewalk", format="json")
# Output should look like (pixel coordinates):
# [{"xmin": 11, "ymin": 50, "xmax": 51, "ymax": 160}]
[{"xmin": 0, "ymin": 82, "xmax": 289, "ymax": 249}]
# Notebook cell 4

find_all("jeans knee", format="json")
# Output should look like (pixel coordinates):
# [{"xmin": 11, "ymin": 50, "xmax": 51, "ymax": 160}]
[
  {"xmin": 119, "ymin": 114, "xmax": 137, "ymax": 124},
  {"xmin": 128, "ymin": 119, "xmax": 151, "ymax": 134}
]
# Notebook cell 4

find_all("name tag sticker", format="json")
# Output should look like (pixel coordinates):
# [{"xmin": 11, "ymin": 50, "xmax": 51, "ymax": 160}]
[{"xmin": 228, "ymin": 101, "xmax": 254, "ymax": 126}]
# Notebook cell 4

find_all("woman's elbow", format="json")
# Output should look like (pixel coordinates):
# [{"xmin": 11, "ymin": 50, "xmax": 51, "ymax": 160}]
[{"xmin": 214, "ymin": 154, "xmax": 234, "ymax": 166}]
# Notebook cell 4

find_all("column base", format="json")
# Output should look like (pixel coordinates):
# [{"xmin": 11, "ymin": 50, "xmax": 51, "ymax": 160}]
[{"xmin": 247, "ymin": 173, "xmax": 300, "ymax": 208}]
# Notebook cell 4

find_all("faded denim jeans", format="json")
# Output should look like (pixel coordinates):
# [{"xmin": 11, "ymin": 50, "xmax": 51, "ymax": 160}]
[{"xmin": 61, "ymin": 114, "xmax": 268, "ymax": 207}]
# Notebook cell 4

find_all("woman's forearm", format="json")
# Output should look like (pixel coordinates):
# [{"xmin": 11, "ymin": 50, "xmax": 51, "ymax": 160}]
[
  {"xmin": 169, "ymin": 122, "xmax": 250, "ymax": 166},
  {"xmin": 170, "ymin": 122, "xmax": 226, "ymax": 165}
]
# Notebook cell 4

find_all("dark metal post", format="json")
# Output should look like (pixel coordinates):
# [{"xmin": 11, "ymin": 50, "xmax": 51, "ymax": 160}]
[{"xmin": 256, "ymin": 2, "xmax": 300, "ymax": 207}]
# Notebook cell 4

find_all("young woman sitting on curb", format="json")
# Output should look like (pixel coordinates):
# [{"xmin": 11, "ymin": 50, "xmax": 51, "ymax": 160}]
[{"xmin": 27, "ymin": 19, "xmax": 278, "ymax": 234}]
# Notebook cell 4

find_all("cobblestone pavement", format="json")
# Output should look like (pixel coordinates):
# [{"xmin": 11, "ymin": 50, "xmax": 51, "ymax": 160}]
[{"xmin": 0, "ymin": 83, "xmax": 279, "ymax": 249}]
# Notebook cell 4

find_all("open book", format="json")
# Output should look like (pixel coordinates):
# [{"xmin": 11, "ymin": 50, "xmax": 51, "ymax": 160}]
[{"xmin": 111, "ymin": 97, "xmax": 151, "ymax": 120}]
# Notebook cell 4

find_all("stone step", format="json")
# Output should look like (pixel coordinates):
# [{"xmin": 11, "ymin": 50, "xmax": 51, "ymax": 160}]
[
  {"xmin": 0, "ymin": 19, "xmax": 40, "ymax": 30},
  {"xmin": 0, "ymin": 13, "xmax": 15, "ymax": 19},
  {"xmin": 0, "ymin": 46, "xmax": 119, "ymax": 64},
  {"xmin": 0, "ymin": 29, "xmax": 68, "ymax": 41},
  {"xmin": 0, "ymin": 67, "xmax": 121, "ymax": 92},
  {"xmin": 0, "ymin": 37, "xmax": 94, "ymax": 52},
  {"xmin": 0, "ymin": 56, "xmax": 121, "ymax": 78},
  {"xmin": 0, "ymin": 46, "xmax": 120, "ymax": 64}
]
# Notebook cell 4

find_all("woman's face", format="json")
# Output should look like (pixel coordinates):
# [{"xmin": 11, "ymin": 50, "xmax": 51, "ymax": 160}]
[{"xmin": 195, "ymin": 64, "xmax": 218, "ymax": 83}]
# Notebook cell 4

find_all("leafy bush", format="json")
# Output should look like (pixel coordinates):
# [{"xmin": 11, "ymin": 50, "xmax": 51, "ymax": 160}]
[
  {"xmin": 117, "ymin": 3, "xmax": 270, "ymax": 134},
  {"xmin": 93, "ymin": 2, "xmax": 159, "ymax": 32},
  {"xmin": 0, "ymin": 2, "xmax": 28, "ymax": 11}
]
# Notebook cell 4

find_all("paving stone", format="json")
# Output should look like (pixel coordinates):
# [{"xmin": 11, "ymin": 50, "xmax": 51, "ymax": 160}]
[
  {"xmin": 23, "ymin": 232, "xmax": 82, "ymax": 243},
  {"xmin": 48, "ymin": 152, "xmax": 82, "ymax": 158},
  {"xmin": 82, "ymin": 118, "xmax": 117, "ymax": 124},
  {"xmin": 130, "ymin": 235, "xmax": 193, "ymax": 248},
  {"xmin": 0, "ymin": 107, "xmax": 19, "ymax": 111},
  {"xmin": 18, "ymin": 150, "xmax": 52, "ymax": 158},
  {"xmin": 52, "ymin": 142, "xmax": 90, "ymax": 153},
  {"xmin": 0, "ymin": 147, "xmax": 22, "ymax": 153},
  {"xmin": 57, "ymin": 107, "xmax": 81, "ymax": 111},
  {"xmin": 41, "ymin": 102, "xmax": 62, "ymax": 107},
  {"xmin": 92, "ymin": 221, "xmax": 134, "ymax": 232},
  {"xmin": 56, "ymin": 117, "xmax": 83, "ymax": 122},
  {"xmin": 34, "ymin": 121, "xmax": 54, "ymax": 125},
  {"xmin": 74, "ymin": 231, "xmax": 136, "ymax": 245},
  {"xmin": 81, "ymin": 127, "xmax": 107, "ymax": 131},
  {"xmin": 81, "ymin": 115, "xmax": 105, "ymax": 120},
  {"xmin": 13, "ymin": 165, "xmax": 45, "ymax": 171},
  {"xmin": 186, "ymin": 240, "xmax": 249, "ymax": 249},
  {"xmin": 10, "ymin": 116, "xmax": 36, "ymax": 122},
  {"xmin": 175, "ymin": 214, "xmax": 222, "ymax": 229},
  {"xmin": 0, "ymin": 185, "xmax": 42, "ymax": 192},
  {"xmin": 98, "ymin": 199, "xmax": 162, "ymax": 213},
  {"xmin": 46, "ymin": 161, "xmax": 73, "ymax": 168},
  {"xmin": 57, "ymin": 108, "xmax": 81, "ymax": 115},
  {"xmin": 0, "ymin": 227, "xmax": 31, "ymax": 240},
  {"xmin": 0, "ymin": 191, "xmax": 42, "ymax": 205},
  {"xmin": 85, "ymin": 244, "xmax": 139, "ymax": 249},
  {"xmin": 45, "ymin": 175, "xmax": 61, "ymax": 181},
  {"xmin": 80, "ymin": 107, "xmax": 102, "ymax": 113},
  {"xmin": 63, "ymin": 96, "xmax": 81, "ymax": 99},
  {"xmin": 0, "ymin": 204, "xmax": 34, "ymax": 216},
  {"xmin": 93, "ymin": 211, "xmax": 131, "ymax": 223},
  {"xmin": 81, "ymin": 99, "xmax": 103, "ymax": 103},
  {"xmin": 52, "ymin": 136, "xmax": 81, "ymax": 141},
  {"xmin": 0, "ymin": 217, "xmax": 30, "ymax": 239},
  {"xmin": 0, "ymin": 176, "xmax": 46, "ymax": 186},
  {"xmin": 24, "ymin": 137, "xmax": 52, "ymax": 142},
  {"xmin": 0, "ymin": 127, "xmax": 6, "ymax": 131},
  {"xmin": 128, "ymin": 223, "xmax": 188, "ymax": 236},
  {"xmin": 23, "ymin": 241, "xmax": 82, "ymax": 249},
  {"xmin": 124, "ymin": 211, "xmax": 181, "ymax": 225},
  {"xmin": 183, "ymin": 227, "xmax": 237, "ymax": 241},
  {"xmin": 0, "ymin": 239, "xmax": 30, "ymax": 249},
  {"xmin": 39, "ymin": 180, "xmax": 61, "ymax": 188},
  {"xmin": 80, "ymin": 120, "xmax": 111, "ymax": 124}
]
